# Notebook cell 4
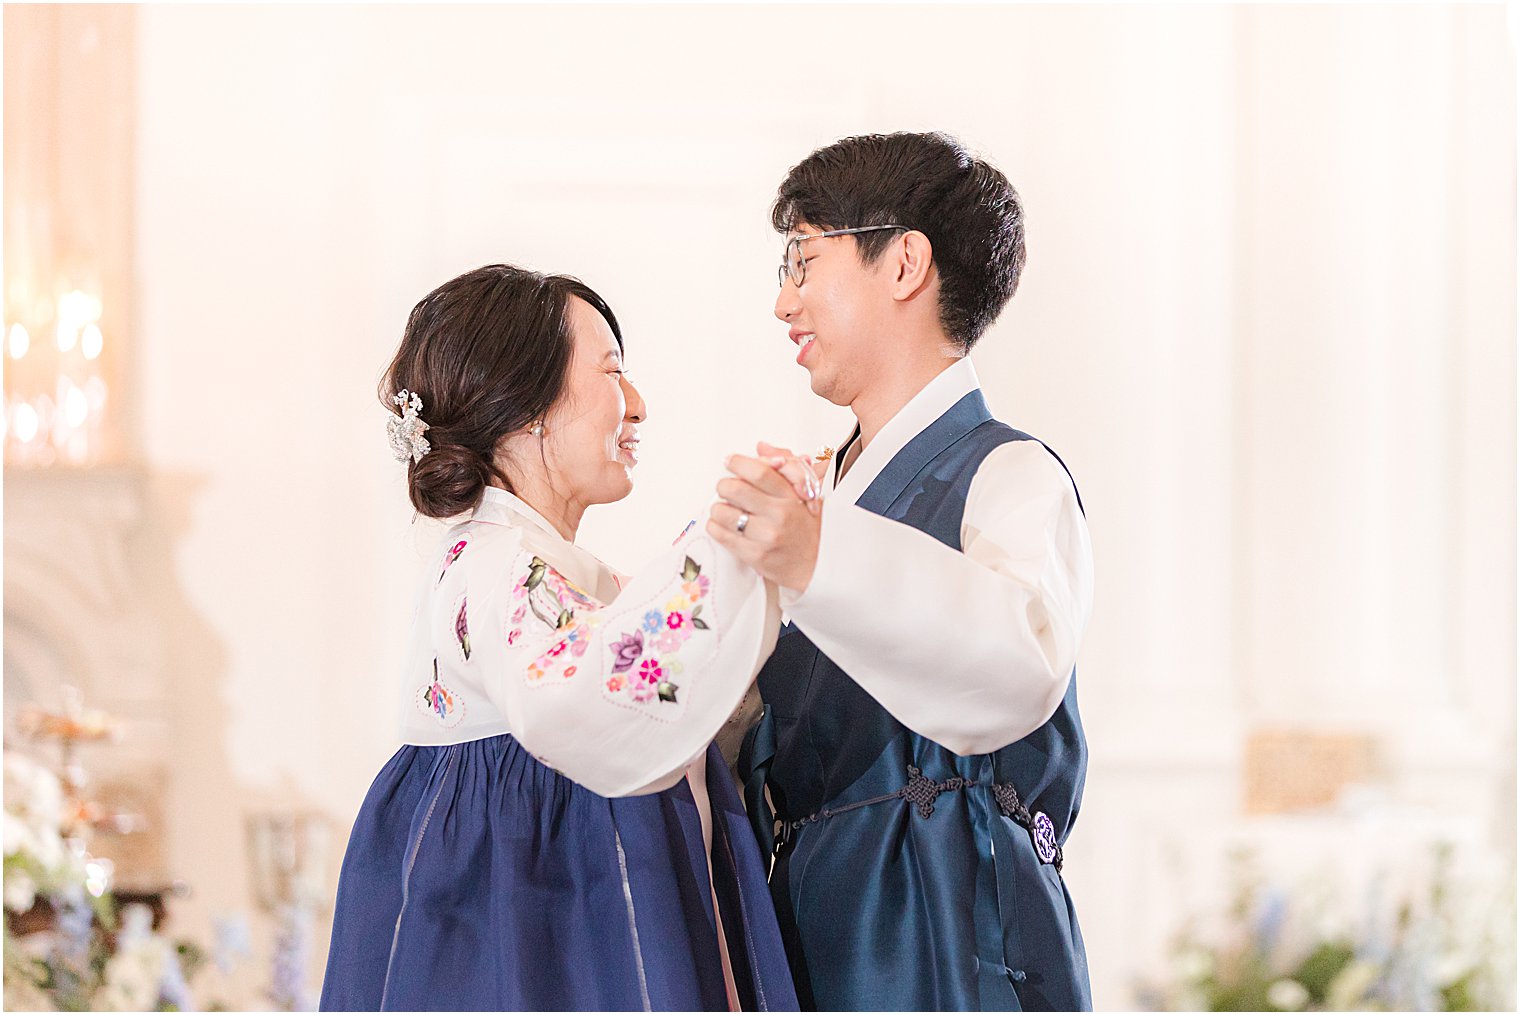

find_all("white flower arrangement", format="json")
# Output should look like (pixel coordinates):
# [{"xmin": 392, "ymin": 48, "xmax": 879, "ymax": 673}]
[
  {"xmin": 2, "ymin": 749, "xmax": 234, "ymax": 1011},
  {"xmin": 94, "ymin": 905, "xmax": 179, "ymax": 1012},
  {"xmin": 1138, "ymin": 844, "xmax": 1516, "ymax": 1012},
  {"xmin": 3, "ymin": 750, "xmax": 84, "ymax": 913}
]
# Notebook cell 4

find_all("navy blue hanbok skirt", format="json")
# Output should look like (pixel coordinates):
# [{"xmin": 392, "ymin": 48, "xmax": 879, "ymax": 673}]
[{"xmin": 319, "ymin": 735, "xmax": 798, "ymax": 1011}]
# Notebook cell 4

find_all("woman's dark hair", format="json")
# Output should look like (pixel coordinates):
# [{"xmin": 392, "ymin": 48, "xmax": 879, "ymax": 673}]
[
  {"xmin": 771, "ymin": 131, "xmax": 1026, "ymax": 351},
  {"xmin": 380, "ymin": 263, "xmax": 622, "ymax": 519}
]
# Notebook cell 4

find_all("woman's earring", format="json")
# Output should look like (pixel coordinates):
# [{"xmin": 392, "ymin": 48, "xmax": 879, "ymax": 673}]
[{"xmin": 529, "ymin": 421, "xmax": 544, "ymax": 437}]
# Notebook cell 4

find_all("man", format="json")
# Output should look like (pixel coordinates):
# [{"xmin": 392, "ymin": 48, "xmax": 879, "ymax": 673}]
[{"xmin": 706, "ymin": 132, "xmax": 1094, "ymax": 1011}]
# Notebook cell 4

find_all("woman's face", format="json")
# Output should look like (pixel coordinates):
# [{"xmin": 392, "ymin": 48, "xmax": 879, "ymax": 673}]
[{"xmin": 541, "ymin": 296, "xmax": 646, "ymax": 509}]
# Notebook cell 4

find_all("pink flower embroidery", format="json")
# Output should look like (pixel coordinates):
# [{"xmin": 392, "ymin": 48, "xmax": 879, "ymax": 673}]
[
  {"xmin": 563, "ymin": 665, "xmax": 577, "ymax": 679},
  {"xmin": 548, "ymin": 640, "xmax": 568, "ymax": 658},
  {"xmin": 439, "ymin": 540, "xmax": 468, "ymax": 582},
  {"xmin": 511, "ymin": 604, "xmax": 526, "ymax": 623},
  {"xmin": 655, "ymin": 630, "xmax": 685, "ymax": 654},
  {"xmin": 667, "ymin": 612, "xmax": 687, "ymax": 631},
  {"xmin": 570, "ymin": 638, "xmax": 590, "ymax": 657},
  {"xmin": 507, "ymin": 629, "xmax": 521, "ymax": 647},
  {"xmin": 606, "ymin": 674, "xmax": 625, "ymax": 693},
  {"xmin": 630, "ymin": 679, "xmax": 655, "ymax": 703},
  {"xmin": 552, "ymin": 576, "xmax": 596, "ymax": 609},
  {"xmin": 426, "ymin": 681, "xmax": 453, "ymax": 718},
  {"xmin": 422, "ymin": 660, "xmax": 462, "ymax": 724},
  {"xmin": 639, "ymin": 659, "xmax": 663, "ymax": 682}
]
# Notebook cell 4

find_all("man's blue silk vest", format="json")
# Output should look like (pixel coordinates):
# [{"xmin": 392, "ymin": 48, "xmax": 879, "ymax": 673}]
[{"xmin": 740, "ymin": 389, "xmax": 1091, "ymax": 1011}]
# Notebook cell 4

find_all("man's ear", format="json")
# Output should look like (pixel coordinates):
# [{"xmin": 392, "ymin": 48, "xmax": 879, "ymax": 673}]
[{"xmin": 891, "ymin": 230, "xmax": 935, "ymax": 302}]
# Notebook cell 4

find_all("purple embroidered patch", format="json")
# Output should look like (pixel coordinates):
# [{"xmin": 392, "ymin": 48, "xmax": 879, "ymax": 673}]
[
  {"xmin": 609, "ymin": 631, "xmax": 644, "ymax": 674},
  {"xmin": 455, "ymin": 598, "xmax": 471, "ymax": 660},
  {"xmin": 1031, "ymin": 811, "xmax": 1059, "ymax": 865}
]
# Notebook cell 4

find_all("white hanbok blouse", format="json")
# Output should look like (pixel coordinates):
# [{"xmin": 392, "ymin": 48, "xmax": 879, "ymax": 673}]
[{"xmin": 399, "ymin": 487, "xmax": 780, "ymax": 799}]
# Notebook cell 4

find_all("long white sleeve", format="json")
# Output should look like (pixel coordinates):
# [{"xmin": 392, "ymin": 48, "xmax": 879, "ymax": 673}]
[
  {"xmin": 434, "ymin": 524, "xmax": 779, "ymax": 798},
  {"xmin": 782, "ymin": 440, "xmax": 1093, "ymax": 756}
]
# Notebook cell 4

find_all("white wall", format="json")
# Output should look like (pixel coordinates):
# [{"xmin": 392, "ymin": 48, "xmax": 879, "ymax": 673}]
[{"xmin": 132, "ymin": 5, "xmax": 1515, "ymax": 1007}]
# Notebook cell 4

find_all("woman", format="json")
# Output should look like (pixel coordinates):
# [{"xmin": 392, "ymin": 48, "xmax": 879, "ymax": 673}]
[{"xmin": 319, "ymin": 264, "xmax": 801, "ymax": 1011}]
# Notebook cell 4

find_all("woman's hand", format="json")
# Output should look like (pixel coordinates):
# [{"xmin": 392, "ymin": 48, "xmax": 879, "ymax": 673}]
[
  {"xmin": 709, "ymin": 453, "xmax": 822, "ymax": 592},
  {"xmin": 754, "ymin": 441, "xmax": 828, "ymax": 515}
]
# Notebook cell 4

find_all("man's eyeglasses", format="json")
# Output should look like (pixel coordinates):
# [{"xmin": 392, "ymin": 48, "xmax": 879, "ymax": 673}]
[{"xmin": 777, "ymin": 225, "xmax": 909, "ymax": 288}]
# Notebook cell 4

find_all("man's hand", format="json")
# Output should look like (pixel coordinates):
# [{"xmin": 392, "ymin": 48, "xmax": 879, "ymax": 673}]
[
  {"xmin": 757, "ymin": 441, "xmax": 828, "ymax": 511},
  {"xmin": 708, "ymin": 452, "xmax": 824, "ymax": 592}
]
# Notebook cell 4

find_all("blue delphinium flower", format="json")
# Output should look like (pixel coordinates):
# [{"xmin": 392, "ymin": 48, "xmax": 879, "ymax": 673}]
[{"xmin": 269, "ymin": 903, "xmax": 315, "ymax": 1011}]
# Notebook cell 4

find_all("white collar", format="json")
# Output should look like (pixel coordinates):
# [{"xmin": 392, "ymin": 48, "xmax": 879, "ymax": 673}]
[
  {"xmin": 472, "ymin": 486, "xmax": 563, "ymax": 537},
  {"xmin": 831, "ymin": 356, "xmax": 982, "ymax": 505},
  {"xmin": 471, "ymin": 487, "xmax": 618, "ymax": 601}
]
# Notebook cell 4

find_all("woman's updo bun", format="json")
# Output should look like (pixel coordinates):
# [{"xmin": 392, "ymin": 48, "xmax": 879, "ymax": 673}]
[
  {"xmin": 406, "ymin": 441, "xmax": 492, "ymax": 519},
  {"xmin": 379, "ymin": 264, "xmax": 622, "ymax": 519}
]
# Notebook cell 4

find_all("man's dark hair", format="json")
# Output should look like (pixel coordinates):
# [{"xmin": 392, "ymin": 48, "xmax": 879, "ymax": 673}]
[
  {"xmin": 771, "ymin": 131, "xmax": 1026, "ymax": 350},
  {"xmin": 380, "ymin": 264, "xmax": 621, "ymax": 518}
]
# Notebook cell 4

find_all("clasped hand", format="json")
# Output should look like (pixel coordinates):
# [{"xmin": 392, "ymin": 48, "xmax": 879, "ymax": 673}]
[{"xmin": 706, "ymin": 442, "xmax": 827, "ymax": 592}]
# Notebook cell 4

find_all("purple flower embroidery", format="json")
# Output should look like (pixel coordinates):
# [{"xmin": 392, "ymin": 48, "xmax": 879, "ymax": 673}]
[
  {"xmin": 455, "ymin": 598, "xmax": 471, "ymax": 660},
  {"xmin": 610, "ymin": 630, "xmax": 644, "ymax": 674},
  {"xmin": 1031, "ymin": 811, "xmax": 1059, "ymax": 865}
]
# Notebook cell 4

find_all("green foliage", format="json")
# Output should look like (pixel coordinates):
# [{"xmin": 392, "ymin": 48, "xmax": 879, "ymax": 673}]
[{"xmin": 1295, "ymin": 941, "xmax": 1357, "ymax": 1004}]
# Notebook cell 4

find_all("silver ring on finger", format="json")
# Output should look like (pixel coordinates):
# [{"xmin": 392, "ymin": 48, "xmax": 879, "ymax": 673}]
[{"xmin": 736, "ymin": 512, "xmax": 750, "ymax": 535}]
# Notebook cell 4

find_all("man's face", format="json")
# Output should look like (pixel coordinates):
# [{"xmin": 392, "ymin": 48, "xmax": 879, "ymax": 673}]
[{"xmin": 773, "ymin": 222, "xmax": 897, "ymax": 407}]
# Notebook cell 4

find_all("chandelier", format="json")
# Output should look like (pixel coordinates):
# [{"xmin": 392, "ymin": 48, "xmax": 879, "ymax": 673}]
[{"xmin": 4, "ymin": 286, "xmax": 111, "ymax": 467}]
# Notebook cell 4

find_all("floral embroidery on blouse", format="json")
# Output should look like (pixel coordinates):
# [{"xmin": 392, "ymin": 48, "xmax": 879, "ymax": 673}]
[
  {"xmin": 438, "ymin": 539, "xmax": 468, "ymax": 583},
  {"xmin": 418, "ymin": 659, "xmax": 465, "ymax": 728},
  {"xmin": 603, "ymin": 556, "xmax": 709, "ymax": 706},
  {"xmin": 454, "ymin": 597, "xmax": 471, "ymax": 661},
  {"xmin": 524, "ymin": 619, "xmax": 595, "ymax": 683},
  {"xmin": 518, "ymin": 556, "xmax": 596, "ymax": 633},
  {"xmin": 511, "ymin": 555, "xmax": 602, "ymax": 684}
]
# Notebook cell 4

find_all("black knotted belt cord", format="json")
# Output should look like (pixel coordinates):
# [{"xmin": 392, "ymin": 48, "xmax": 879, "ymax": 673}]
[{"xmin": 774, "ymin": 765, "xmax": 1064, "ymax": 872}]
